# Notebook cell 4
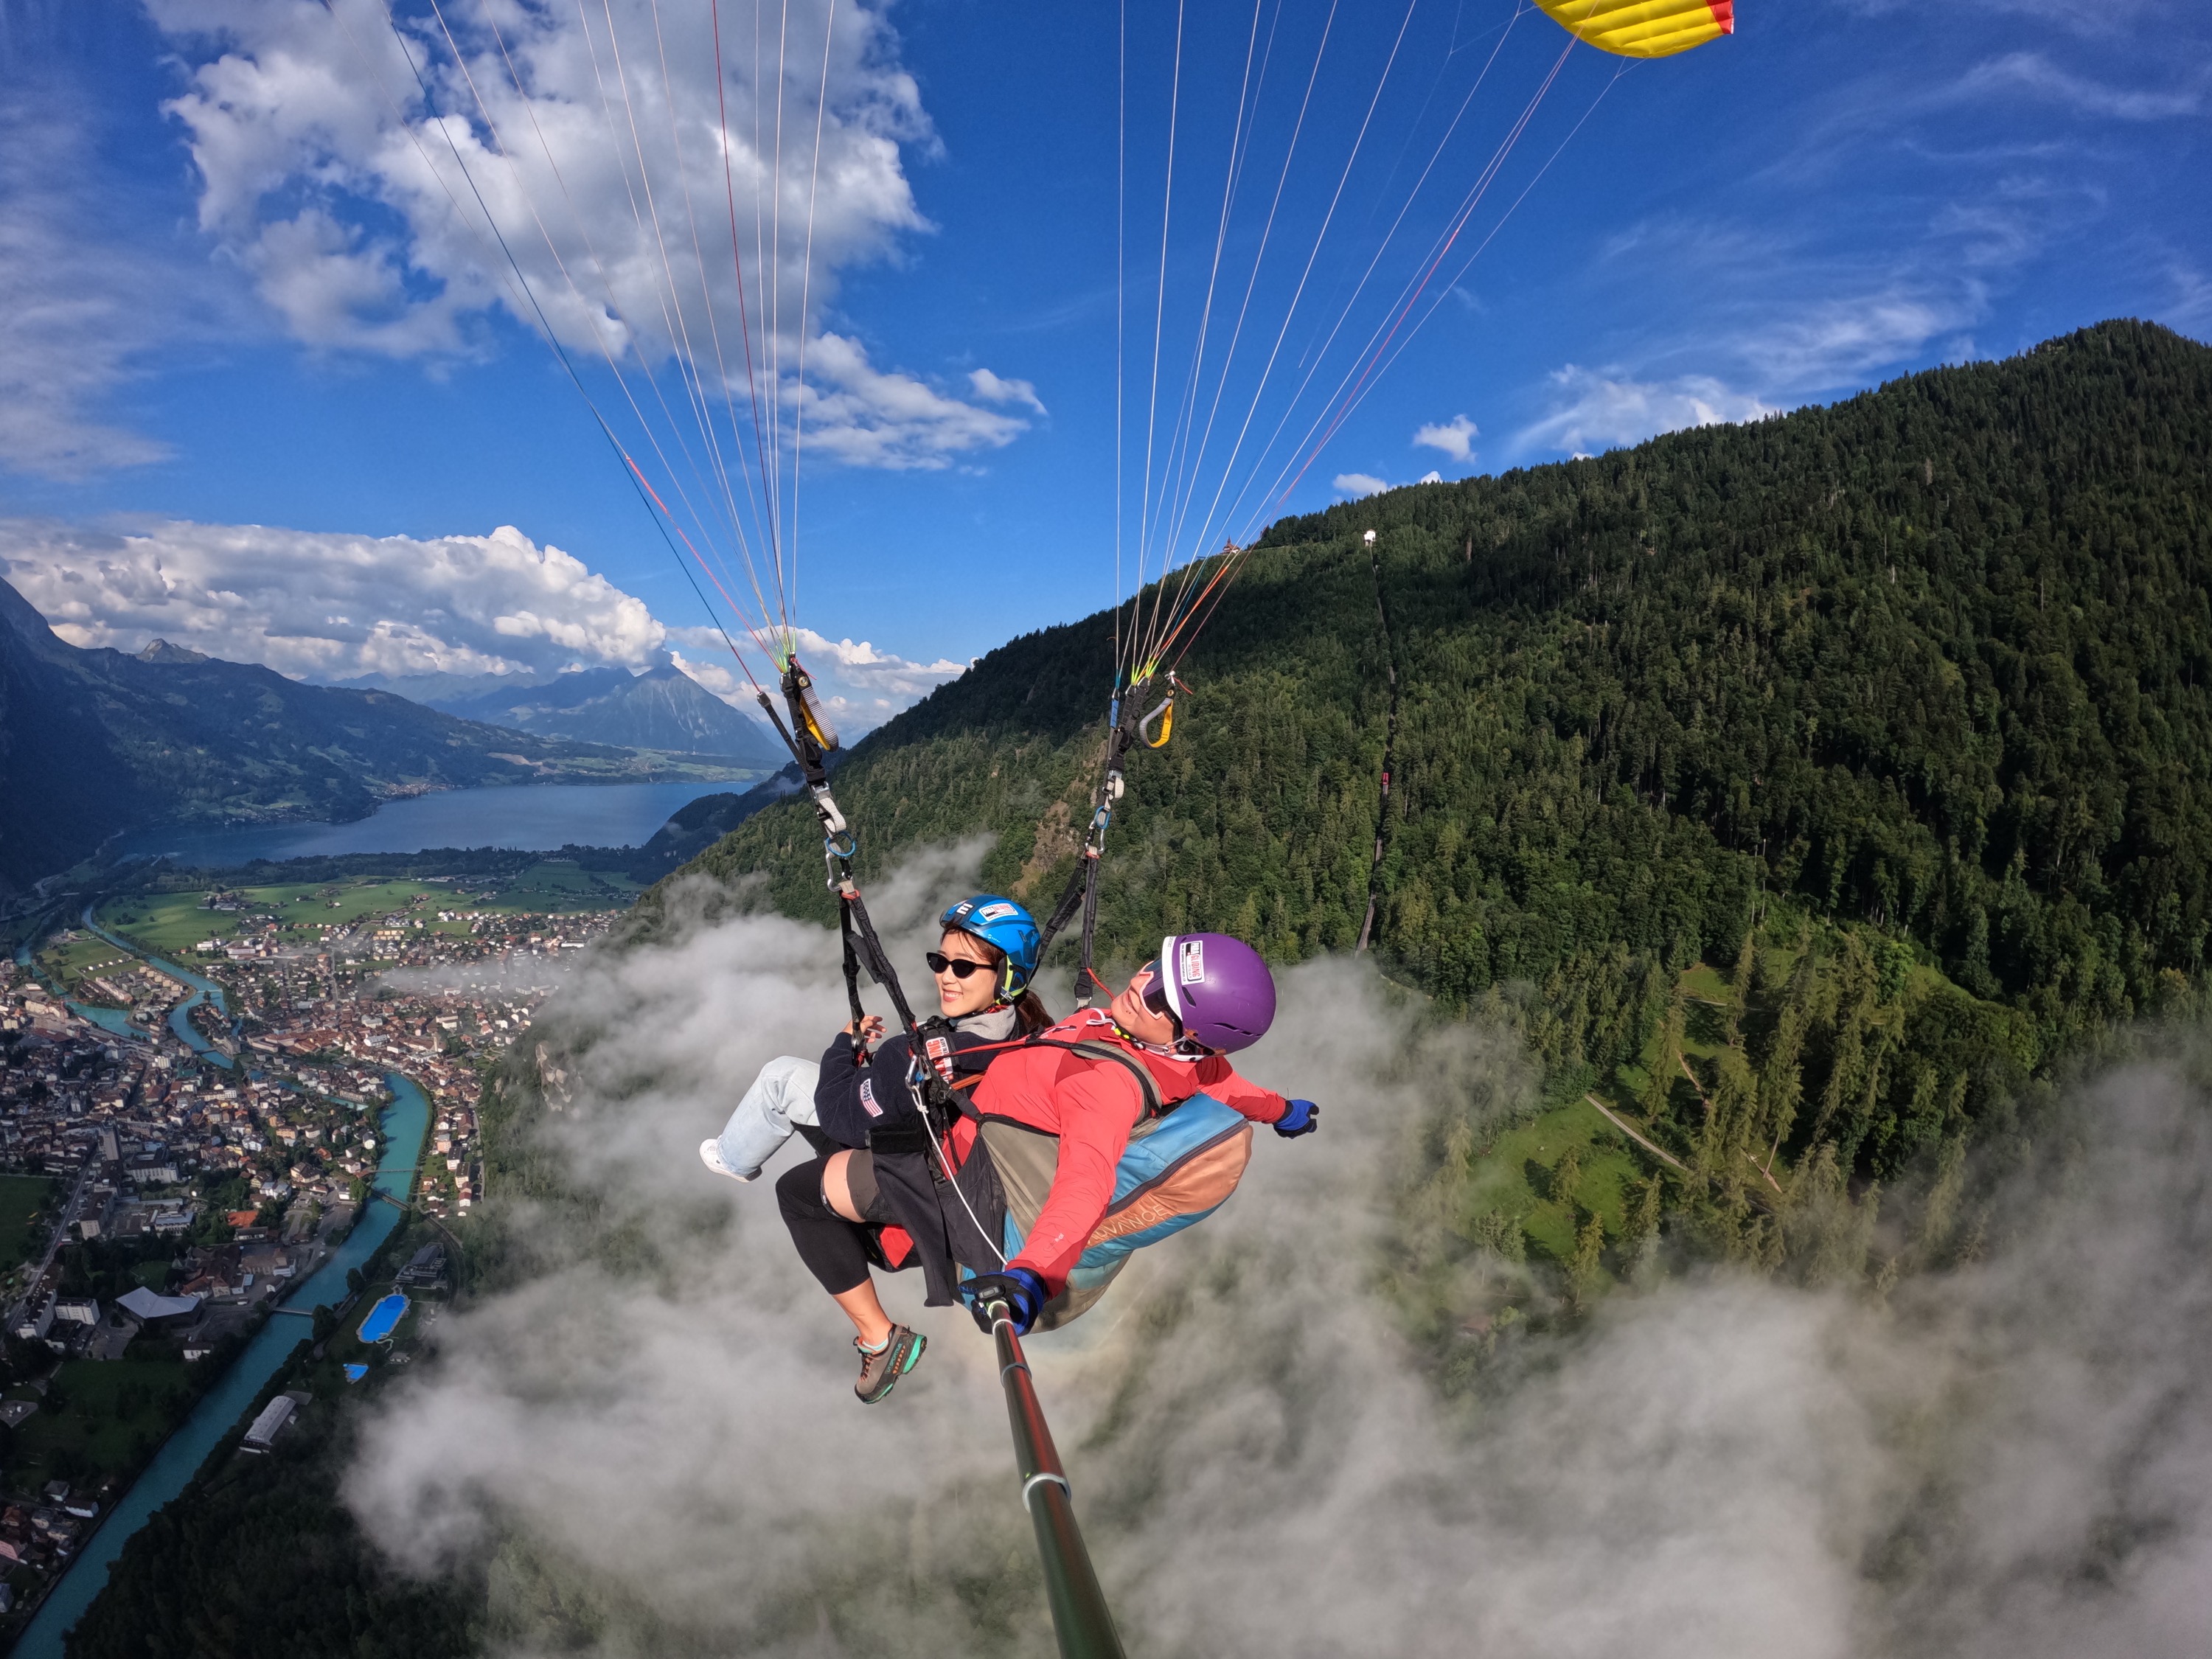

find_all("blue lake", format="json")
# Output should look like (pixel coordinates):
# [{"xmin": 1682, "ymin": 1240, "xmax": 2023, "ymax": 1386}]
[
  {"xmin": 12, "ymin": 1073, "xmax": 431, "ymax": 1659},
  {"xmin": 116, "ymin": 779, "xmax": 748, "ymax": 868}
]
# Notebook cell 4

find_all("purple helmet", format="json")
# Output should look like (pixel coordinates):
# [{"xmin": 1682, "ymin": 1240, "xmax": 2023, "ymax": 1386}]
[{"xmin": 1150, "ymin": 932, "xmax": 1276, "ymax": 1053}]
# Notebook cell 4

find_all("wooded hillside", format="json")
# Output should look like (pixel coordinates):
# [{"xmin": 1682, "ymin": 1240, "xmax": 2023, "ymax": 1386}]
[{"xmin": 676, "ymin": 321, "xmax": 2212, "ymax": 1181}]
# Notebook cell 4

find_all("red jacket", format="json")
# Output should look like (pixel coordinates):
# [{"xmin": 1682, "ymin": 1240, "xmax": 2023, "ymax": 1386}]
[{"xmin": 961, "ymin": 1009, "xmax": 1287, "ymax": 1291}]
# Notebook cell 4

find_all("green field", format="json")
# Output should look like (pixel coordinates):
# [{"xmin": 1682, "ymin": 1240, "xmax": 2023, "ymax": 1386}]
[
  {"xmin": 0, "ymin": 1177, "xmax": 57, "ymax": 1273},
  {"xmin": 31, "ymin": 934, "xmax": 142, "ymax": 999},
  {"xmin": 10, "ymin": 1358, "xmax": 194, "ymax": 1481},
  {"xmin": 100, "ymin": 863, "xmax": 641, "ymax": 954},
  {"xmin": 487, "ymin": 860, "xmax": 642, "ymax": 912}
]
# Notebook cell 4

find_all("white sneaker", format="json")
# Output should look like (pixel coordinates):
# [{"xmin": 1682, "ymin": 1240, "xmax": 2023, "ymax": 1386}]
[{"xmin": 700, "ymin": 1138, "xmax": 762, "ymax": 1183}]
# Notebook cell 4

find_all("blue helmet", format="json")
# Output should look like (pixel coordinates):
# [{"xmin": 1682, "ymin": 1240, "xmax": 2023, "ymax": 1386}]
[{"xmin": 939, "ymin": 894, "xmax": 1042, "ymax": 1003}]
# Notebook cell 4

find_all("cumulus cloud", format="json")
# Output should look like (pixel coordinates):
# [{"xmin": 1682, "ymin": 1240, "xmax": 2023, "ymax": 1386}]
[
  {"xmin": 670, "ymin": 623, "xmax": 963, "ymax": 739},
  {"xmin": 1332, "ymin": 472, "xmax": 1389, "ymax": 499},
  {"xmin": 144, "ymin": 0, "xmax": 1036, "ymax": 469},
  {"xmin": 967, "ymin": 366, "xmax": 1048, "ymax": 416},
  {"xmin": 341, "ymin": 860, "xmax": 2212, "ymax": 1658},
  {"xmin": 1412, "ymin": 413, "xmax": 1478, "ymax": 464},
  {"xmin": 1517, "ymin": 367, "xmax": 1775, "ymax": 458},
  {"xmin": 793, "ymin": 331, "xmax": 1032, "ymax": 470},
  {"xmin": 0, "ymin": 513, "xmax": 964, "ymax": 733},
  {"xmin": 0, "ymin": 515, "xmax": 666, "ymax": 681}
]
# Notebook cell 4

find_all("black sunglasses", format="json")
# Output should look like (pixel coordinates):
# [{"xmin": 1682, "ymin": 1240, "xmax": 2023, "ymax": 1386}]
[{"xmin": 926, "ymin": 951, "xmax": 995, "ymax": 980}]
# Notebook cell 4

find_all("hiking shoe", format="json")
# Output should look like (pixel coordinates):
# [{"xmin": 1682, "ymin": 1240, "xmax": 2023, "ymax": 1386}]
[
  {"xmin": 854, "ymin": 1326, "xmax": 925, "ymax": 1404},
  {"xmin": 700, "ymin": 1138, "xmax": 761, "ymax": 1183}
]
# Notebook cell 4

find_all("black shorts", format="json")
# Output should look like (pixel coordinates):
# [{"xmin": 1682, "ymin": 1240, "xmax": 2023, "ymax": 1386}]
[{"xmin": 842, "ymin": 1143, "xmax": 1006, "ymax": 1307}]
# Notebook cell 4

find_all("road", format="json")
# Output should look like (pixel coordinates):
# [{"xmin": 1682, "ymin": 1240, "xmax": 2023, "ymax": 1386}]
[
  {"xmin": 4, "ymin": 1157, "xmax": 97, "ymax": 1334},
  {"xmin": 1585, "ymin": 1093, "xmax": 1778, "ymax": 1214}
]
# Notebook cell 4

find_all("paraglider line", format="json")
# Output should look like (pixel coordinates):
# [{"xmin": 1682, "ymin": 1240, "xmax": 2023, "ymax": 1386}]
[
  {"xmin": 1249, "ymin": 37, "xmax": 1577, "ymax": 526},
  {"xmin": 712, "ymin": 0, "xmax": 787, "ymax": 606},
  {"xmin": 789, "ymin": 0, "xmax": 838, "ymax": 639}
]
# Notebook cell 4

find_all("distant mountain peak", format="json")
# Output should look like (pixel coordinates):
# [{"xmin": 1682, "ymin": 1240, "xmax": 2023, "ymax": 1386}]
[{"xmin": 137, "ymin": 639, "xmax": 210, "ymax": 664}]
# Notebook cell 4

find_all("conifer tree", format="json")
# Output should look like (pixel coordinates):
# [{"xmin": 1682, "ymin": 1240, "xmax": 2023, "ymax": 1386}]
[
  {"xmin": 1642, "ymin": 994, "xmax": 1685, "ymax": 1123},
  {"xmin": 1551, "ymin": 1145, "xmax": 1583, "ymax": 1209},
  {"xmin": 1567, "ymin": 1214, "xmax": 1607, "ymax": 1311}
]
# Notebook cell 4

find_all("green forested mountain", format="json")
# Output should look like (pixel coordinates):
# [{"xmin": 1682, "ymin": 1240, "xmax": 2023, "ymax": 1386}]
[{"xmin": 678, "ymin": 321, "xmax": 2212, "ymax": 1180}]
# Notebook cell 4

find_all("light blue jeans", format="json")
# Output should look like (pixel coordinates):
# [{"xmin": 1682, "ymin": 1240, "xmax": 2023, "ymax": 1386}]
[{"xmin": 714, "ymin": 1054, "xmax": 821, "ymax": 1178}]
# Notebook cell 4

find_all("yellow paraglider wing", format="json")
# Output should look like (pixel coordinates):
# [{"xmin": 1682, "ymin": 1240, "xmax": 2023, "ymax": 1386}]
[{"xmin": 1537, "ymin": 0, "xmax": 1734, "ymax": 59}]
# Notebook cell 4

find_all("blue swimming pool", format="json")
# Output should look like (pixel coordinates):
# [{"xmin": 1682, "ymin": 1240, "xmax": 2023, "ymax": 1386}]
[
  {"xmin": 357, "ymin": 1293, "xmax": 408, "ymax": 1344},
  {"xmin": 343, "ymin": 1363, "xmax": 369, "ymax": 1383}
]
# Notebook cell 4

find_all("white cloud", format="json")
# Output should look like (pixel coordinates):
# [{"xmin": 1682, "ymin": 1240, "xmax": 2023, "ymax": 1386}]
[
  {"xmin": 1738, "ymin": 291, "xmax": 1969, "ymax": 390},
  {"xmin": 1833, "ymin": 0, "xmax": 2164, "ymax": 35},
  {"xmin": 2169, "ymin": 262, "xmax": 2212, "ymax": 336},
  {"xmin": 967, "ymin": 367, "xmax": 1047, "ymax": 416},
  {"xmin": 1332, "ymin": 472, "xmax": 1390, "ymax": 499},
  {"xmin": 0, "ymin": 515, "xmax": 664, "ymax": 682},
  {"xmin": 341, "ymin": 907, "xmax": 2212, "ymax": 1659},
  {"xmin": 1950, "ymin": 52, "xmax": 2205, "ymax": 121},
  {"xmin": 671, "ymin": 624, "xmax": 961, "ymax": 740},
  {"xmin": 1413, "ymin": 414, "xmax": 1478, "ymax": 464},
  {"xmin": 1517, "ymin": 368, "xmax": 1775, "ymax": 458},
  {"xmin": 791, "ymin": 332, "xmax": 1031, "ymax": 470},
  {"xmin": 143, "ymin": 0, "xmax": 1035, "ymax": 470},
  {"xmin": 0, "ymin": 96, "xmax": 188, "ymax": 479},
  {"xmin": 1417, "ymin": 470, "xmax": 1443, "ymax": 485}
]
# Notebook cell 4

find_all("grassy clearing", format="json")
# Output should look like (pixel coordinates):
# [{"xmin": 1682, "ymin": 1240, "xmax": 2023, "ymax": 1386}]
[
  {"xmin": 0, "ymin": 1177, "xmax": 57, "ymax": 1273},
  {"xmin": 32, "ymin": 935, "xmax": 142, "ymax": 997},
  {"xmin": 1464, "ymin": 1099, "xmax": 1646, "ymax": 1264},
  {"xmin": 99, "ymin": 891, "xmax": 241, "ymax": 956},
  {"xmin": 13, "ymin": 1359, "xmax": 194, "ymax": 1480}
]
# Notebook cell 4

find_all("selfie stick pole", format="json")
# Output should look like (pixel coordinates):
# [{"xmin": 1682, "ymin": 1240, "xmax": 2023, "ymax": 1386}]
[{"xmin": 984, "ymin": 1298, "xmax": 1127, "ymax": 1659}]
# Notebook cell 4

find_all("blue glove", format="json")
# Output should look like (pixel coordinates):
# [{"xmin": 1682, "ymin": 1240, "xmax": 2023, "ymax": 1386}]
[
  {"xmin": 966, "ymin": 1267, "xmax": 1048, "ymax": 1335},
  {"xmin": 1274, "ymin": 1099, "xmax": 1321, "ymax": 1138}
]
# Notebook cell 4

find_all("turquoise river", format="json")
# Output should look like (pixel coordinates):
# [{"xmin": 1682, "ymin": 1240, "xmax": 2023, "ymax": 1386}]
[{"xmin": 10, "ymin": 1073, "xmax": 431, "ymax": 1658}]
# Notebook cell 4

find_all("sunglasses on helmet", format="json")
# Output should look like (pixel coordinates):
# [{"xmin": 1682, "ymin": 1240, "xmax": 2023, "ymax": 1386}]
[{"xmin": 925, "ymin": 950, "xmax": 996, "ymax": 980}]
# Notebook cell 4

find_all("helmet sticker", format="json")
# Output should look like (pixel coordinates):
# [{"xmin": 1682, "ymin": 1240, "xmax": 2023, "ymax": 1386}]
[
  {"xmin": 977, "ymin": 902, "xmax": 1018, "ymax": 922},
  {"xmin": 1178, "ymin": 938, "xmax": 1206, "ymax": 986}
]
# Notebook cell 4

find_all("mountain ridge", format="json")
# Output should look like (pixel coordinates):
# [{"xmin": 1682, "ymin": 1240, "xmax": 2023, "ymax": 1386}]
[
  {"xmin": 0, "ymin": 580, "xmax": 719, "ymax": 893},
  {"xmin": 427, "ymin": 659, "xmax": 787, "ymax": 768}
]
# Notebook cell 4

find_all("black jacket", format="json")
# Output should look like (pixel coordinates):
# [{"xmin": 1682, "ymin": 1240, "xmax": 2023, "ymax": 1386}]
[{"xmin": 813, "ymin": 1006, "xmax": 1020, "ymax": 1149}]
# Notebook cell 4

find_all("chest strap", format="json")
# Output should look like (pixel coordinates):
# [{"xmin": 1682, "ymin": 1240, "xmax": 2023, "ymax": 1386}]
[{"xmin": 1008, "ymin": 1037, "xmax": 1168, "ymax": 1122}]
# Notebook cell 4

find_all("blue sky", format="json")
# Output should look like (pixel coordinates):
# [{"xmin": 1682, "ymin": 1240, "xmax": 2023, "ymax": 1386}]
[{"xmin": 0, "ymin": 0, "xmax": 2206, "ymax": 728}]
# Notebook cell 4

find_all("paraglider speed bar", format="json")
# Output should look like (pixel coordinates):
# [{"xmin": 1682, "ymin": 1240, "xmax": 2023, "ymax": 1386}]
[{"xmin": 982, "ymin": 1295, "xmax": 1127, "ymax": 1659}]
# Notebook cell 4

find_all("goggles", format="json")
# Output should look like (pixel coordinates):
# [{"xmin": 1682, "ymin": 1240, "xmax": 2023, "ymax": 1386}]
[
  {"xmin": 1138, "ymin": 959, "xmax": 1175, "ymax": 1020},
  {"xmin": 1137, "ymin": 961, "xmax": 1216, "ymax": 1057}
]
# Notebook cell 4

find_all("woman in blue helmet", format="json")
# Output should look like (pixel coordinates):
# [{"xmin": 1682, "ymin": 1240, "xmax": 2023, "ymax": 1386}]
[{"xmin": 701, "ymin": 894, "xmax": 1048, "ymax": 1401}]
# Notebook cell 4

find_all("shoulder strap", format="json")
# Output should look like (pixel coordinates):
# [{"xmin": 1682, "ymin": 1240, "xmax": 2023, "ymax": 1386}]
[{"xmin": 1017, "ymin": 1037, "xmax": 1168, "ymax": 1121}]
